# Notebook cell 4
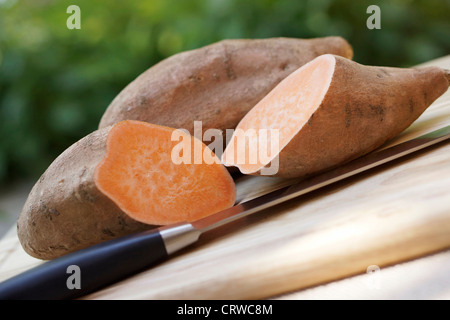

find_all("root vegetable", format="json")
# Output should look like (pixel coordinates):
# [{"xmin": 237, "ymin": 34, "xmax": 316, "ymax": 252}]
[
  {"xmin": 18, "ymin": 120, "xmax": 236, "ymax": 260},
  {"xmin": 222, "ymin": 54, "xmax": 450, "ymax": 178},
  {"xmin": 99, "ymin": 37, "xmax": 353, "ymax": 144}
]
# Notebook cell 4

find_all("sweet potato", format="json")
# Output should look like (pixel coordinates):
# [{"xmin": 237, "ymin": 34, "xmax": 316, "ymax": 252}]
[
  {"xmin": 18, "ymin": 120, "xmax": 236, "ymax": 260},
  {"xmin": 222, "ymin": 54, "xmax": 450, "ymax": 178},
  {"xmin": 99, "ymin": 37, "xmax": 353, "ymax": 144}
]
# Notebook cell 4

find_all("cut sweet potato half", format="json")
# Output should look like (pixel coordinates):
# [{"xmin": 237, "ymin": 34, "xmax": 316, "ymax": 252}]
[
  {"xmin": 95, "ymin": 120, "xmax": 236, "ymax": 225},
  {"xmin": 18, "ymin": 120, "xmax": 236, "ymax": 260},
  {"xmin": 222, "ymin": 54, "xmax": 450, "ymax": 178}
]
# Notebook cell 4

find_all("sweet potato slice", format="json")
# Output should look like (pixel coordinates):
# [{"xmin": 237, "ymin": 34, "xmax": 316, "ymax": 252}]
[
  {"xmin": 18, "ymin": 120, "xmax": 236, "ymax": 260},
  {"xmin": 222, "ymin": 54, "xmax": 450, "ymax": 178}
]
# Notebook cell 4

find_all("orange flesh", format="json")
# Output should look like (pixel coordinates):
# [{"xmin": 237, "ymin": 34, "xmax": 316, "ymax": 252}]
[
  {"xmin": 222, "ymin": 54, "xmax": 335, "ymax": 173},
  {"xmin": 95, "ymin": 120, "xmax": 236, "ymax": 225}
]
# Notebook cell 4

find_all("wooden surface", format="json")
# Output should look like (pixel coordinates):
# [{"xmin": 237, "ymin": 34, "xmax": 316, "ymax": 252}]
[
  {"xmin": 0, "ymin": 56, "xmax": 449, "ymax": 300},
  {"xmin": 276, "ymin": 248, "xmax": 450, "ymax": 299}
]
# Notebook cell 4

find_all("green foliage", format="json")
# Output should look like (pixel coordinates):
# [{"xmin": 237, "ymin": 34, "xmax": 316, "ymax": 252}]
[{"xmin": 0, "ymin": 0, "xmax": 449, "ymax": 184}]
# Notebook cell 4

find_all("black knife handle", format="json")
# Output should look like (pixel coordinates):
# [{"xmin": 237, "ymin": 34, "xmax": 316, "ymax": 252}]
[{"xmin": 0, "ymin": 229, "xmax": 168, "ymax": 300}]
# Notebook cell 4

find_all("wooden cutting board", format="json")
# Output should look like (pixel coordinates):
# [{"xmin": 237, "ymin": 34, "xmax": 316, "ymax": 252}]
[{"xmin": 0, "ymin": 56, "xmax": 449, "ymax": 300}]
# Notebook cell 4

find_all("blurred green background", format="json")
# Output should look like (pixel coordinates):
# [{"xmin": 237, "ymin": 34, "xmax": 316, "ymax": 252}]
[{"xmin": 0, "ymin": 0, "xmax": 449, "ymax": 186}]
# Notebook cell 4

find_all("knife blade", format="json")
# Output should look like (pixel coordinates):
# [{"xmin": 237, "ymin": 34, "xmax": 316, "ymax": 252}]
[{"xmin": 0, "ymin": 125, "xmax": 449, "ymax": 300}]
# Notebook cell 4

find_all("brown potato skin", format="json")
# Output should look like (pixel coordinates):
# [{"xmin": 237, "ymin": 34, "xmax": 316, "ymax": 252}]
[
  {"xmin": 99, "ymin": 37, "xmax": 353, "ymax": 140},
  {"xmin": 17, "ymin": 128, "xmax": 152, "ymax": 260},
  {"xmin": 270, "ymin": 55, "xmax": 449, "ymax": 178}
]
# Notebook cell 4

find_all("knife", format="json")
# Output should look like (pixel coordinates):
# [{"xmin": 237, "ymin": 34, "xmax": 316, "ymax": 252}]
[{"xmin": 0, "ymin": 125, "xmax": 449, "ymax": 300}]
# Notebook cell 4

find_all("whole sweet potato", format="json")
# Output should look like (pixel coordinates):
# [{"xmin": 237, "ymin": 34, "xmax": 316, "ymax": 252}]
[{"xmin": 99, "ymin": 37, "xmax": 353, "ymax": 143}]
